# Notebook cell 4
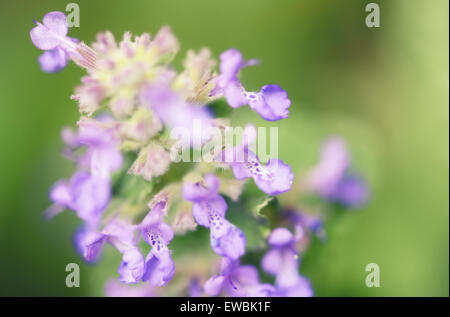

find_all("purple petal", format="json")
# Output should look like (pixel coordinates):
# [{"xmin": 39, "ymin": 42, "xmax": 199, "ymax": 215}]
[
  {"xmin": 140, "ymin": 202, "xmax": 174, "ymax": 246},
  {"xmin": 42, "ymin": 11, "xmax": 68, "ymax": 36},
  {"xmin": 283, "ymin": 276, "xmax": 314, "ymax": 297},
  {"xmin": 30, "ymin": 12, "xmax": 68, "ymax": 50},
  {"xmin": 203, "ymin": 275, "xmax": 226, "ymax": 296},
  {"xmin": 307, "ymin": 137, "xmax": 349, "ymax": 196},
  {"xmin": 249, "ymin": 85, "xmax": 291, "ymax": 121},
  {"xmin": 140, "ymin": 201, "xmax": 166, "ymax": 228},
  {"xmin": 209, "ymin": 217, "xmax": 232, "ymax": 240},
  {"xmin": 83, "ymin": 232, "xmax": 107, "ymax": 262},
  {"xmin": 38, "ymin": 48, "xmax": 68, "ymax": 73},
  {"xmin": 102, "ymin": 219, "xmax": 136, "ymax": 245},
  {"xmin": 232, "ymin": 265, "xmax": 260, "ymax": 286},
  {"xmin": 142, "ymin": 248, "xmax": 175, "ymax": 286},
  {"xmin": 211, "ymin": 226, "xmax": 246, "ymax": 260},
  {"xmin": 267, "ymin": 228, "xmax": 295, "ymax": 247},
  {"xmin": 182, "ymin": 174, "xmax": 220, "ymax": 202},
  {"xmin": 30, "ymin": 25, "xmax": 61, "ymax": 50},
  {"xmin": 69, "ymin": 171, "xmax": 111, "ymax": 224},
  {"xmin": 334, "ymin": 174, "xmax": 369, "ymax": 208},
  {"xmin": 231, "ymin": 162, "xmax": 253, "ymax": 180},
  {"xmin": 274, "ymin": 251, "xmax": 300, "ymax": 289},
  {"xmin": 253, "ymin": 159, "xmax": 294, "ymax": 195},
  {"xmin": 224, "ymin": 81, "xmax": 247, "ymax": 108},
  {"xmin": 49, "ymin": 179, "xmax": 71, "ymax": 206},
  {"xmin": 261, "ymin": 249, "xmax": 282, "ymax": 275},
  {"xmin": 192, "ymin": 195, "xmax": 228, "ymax": 228},
  {"xmin": 219, "ymin": 48, "xmax": 244, "ymax": 80},
  {"xmin": 118, "ymin": 247, "xmax": 145, "ymax": 284}
]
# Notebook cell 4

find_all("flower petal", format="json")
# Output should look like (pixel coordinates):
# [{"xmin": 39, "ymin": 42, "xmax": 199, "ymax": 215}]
[
  {"xmin": 253, "ymin": 159, "xmax": 294, "ymax": 195},
  {"xmin": 249, "ymin": 85, "xmax": 290, "ymax": 121},
  {"xmin": 118, "ymin": 247, "xmax": 145, "ymax": 284},
  {"xmin": 142, "ymin": 248, "xmax": 175, "ymax": 286},
  {"xmin": 203, "ymin": 275, "xmax": 226, "ymax": 296},
  {"xmin": 38, "ymin": 48, "xmax": 68, "ymax": 73}
]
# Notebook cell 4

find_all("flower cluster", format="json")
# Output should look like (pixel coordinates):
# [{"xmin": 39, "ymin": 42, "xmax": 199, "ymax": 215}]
[{"xmin": 32, "ymin": 11, "xmax": 369, "ymax": 297}]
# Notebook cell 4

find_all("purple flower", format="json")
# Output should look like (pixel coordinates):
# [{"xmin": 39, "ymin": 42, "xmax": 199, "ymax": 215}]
[
  {"xmin": 328, "ymin": 174, "xmax": 369, "ymax": 208},
  {"xmin": 306, "ymin": 137, "xmax": 369, "ymax": 207},
  {"xmin": 118, "ymin": 247, "xmax": 146, "ymax": 284},
  {"xmin": 62, "ymin": 124, "xmax": 123, "ymax": 179},
  {"xmin": 210, "ymin": 226, "xmax": 246, "ymax": 260},
  {"xmin": 30, "ymin": 11, "xmax": 91, "ymax": 72},
  {"xmin": 204, "ymin": 258, "xmax": 275, "ymax": 297},
  {"xmin": 81, "ymin": 219, "xmax": 137, "ymax": 261},
  {"xmin": 76, "ymin": 219, "xmax": 145, "ymax": 284},
  {"xmin": 261, "ymin": 228, "xmax": 313, "ymax": 297},
  {"xmin": 37, "ymin": 47, "xmax": 69, "ymax": 73},
  {"xmin": 48, "ymin": 171, "xmax": 110, "ymax": 225},
  {"xmin": 182, "ymin": 174, "xmax": 246, "ymax": 260},
  {"xmin": 219, "ymin": 125, "xmax": 294, "ymax": 196},
  {"xmin": 139, "ymin": 201, "xmax": 175, "ymax": 286},
  {"xmin": 46, "ymin": 124, "xmax": 122, "ymax": 224},
  {"xmin": 210, "ymin": 49, "xmax": 291, "ymax": 121}
]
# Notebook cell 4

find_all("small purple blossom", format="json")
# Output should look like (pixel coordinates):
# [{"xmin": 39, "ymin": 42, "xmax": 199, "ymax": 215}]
[
  {"xmin": 139, "ymin": 201, "xmax": 175, "ymax": 286},
  {"xmin": 30, "ymin": 11, "xmax": 96, "ymax": 72},
  {"xmin": 46, "ymin": 124, "xmax": 122, "ymax": 224},
  {"xmin": 306, "ymin": 137, "xmax": 369, "ymax": 208},
  {"xmin": 210, "ymin": 49, "xmax": 291, "ymax": 121},
  {"xmin": 327, "ymin": 173, "xmax": 369, "ymax": 208},
  {"xmin": 76, "ymin": 219, "xmax": 145, "ymax": 284},
  {"xmin": 62, "ymin": 124, "xmax": 123, "ymax": 179},
  {"xmin": 219, "ymin": 125, "xmax": 294, "ymax": 196},
  {"xmin": 47, "ymin": 171, "xmax": 110, "ymax": 225},
  {"xmin": 261, "ymin": 228, "xmax": 313, "ymax": 297},
  {"xmin": 118, "ymin": 247, "xmax": 146, "ymax": 284},
  {"xmin": 183, "ymin": 174, "xmax": 246, "ymax": 260},
  {"xmin": 204, "ymin": 258, "xmax": 275, "ymax": 297}
]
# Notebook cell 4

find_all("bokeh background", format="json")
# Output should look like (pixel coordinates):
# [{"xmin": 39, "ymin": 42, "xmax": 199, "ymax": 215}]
[{"xmin": 0, "ymin": 0, "xmax": 448, "ymax": 296}]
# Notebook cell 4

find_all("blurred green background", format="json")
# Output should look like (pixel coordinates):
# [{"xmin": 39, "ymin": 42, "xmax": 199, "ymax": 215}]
[{"xmin": 0, "ymin": 0, "xmax": 448, "ymax": 296}]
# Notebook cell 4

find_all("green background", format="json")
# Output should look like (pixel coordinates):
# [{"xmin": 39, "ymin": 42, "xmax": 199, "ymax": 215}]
[{"xmin": 0, "ymin": 0, "xmax": 448, "ymax": 296}]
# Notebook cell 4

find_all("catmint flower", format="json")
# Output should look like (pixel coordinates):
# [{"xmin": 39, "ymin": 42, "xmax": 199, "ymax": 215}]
[
  {"xmin": 47, "ymin": 171, "xmax": 110, "ymax": 225},
  {"xmin": 139, "ymin": 201, "xmax": 175, "ymax": 286},
  {"xmin": 182, "ymin": 174, "xmax": 246, "ymax": 260},
  {"xmin": 46, "ymin": 123, "xmax": 122, "ymax": 223},
  {"xmin": 204, "ymin": 258, "xmax": 275, "ymax": 297},
  {"xmin": 219, "ymin": 124, "xmax": 294, "ymax": 196},
  {"xmin": 118, "ymin": 247, "xmax": 146, "ymax": 284},
  {"xmin": 210, "ymin": 49, "xmax": 291, "ymax": 121},
  {"xmin": 78, "ymin": 219, "xmax": 145, "ymax": 284},
  {"xmin": 328, "ymin": 173, "xmax": 369, "ymax": 208},
  {"xmin": 261, "ymin": 228, "xmax": 313, "ymax": 297},
  {"xmin": 30, "ymin": 11, "xmax": 96, "ymax": 72},
  {"xmin": 61, "ymin": 123, "xmax": 123, "ymax": 179},
  {"xmin": 306, "ymin": 137, "xmax": 369, "ymax": 207}
]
